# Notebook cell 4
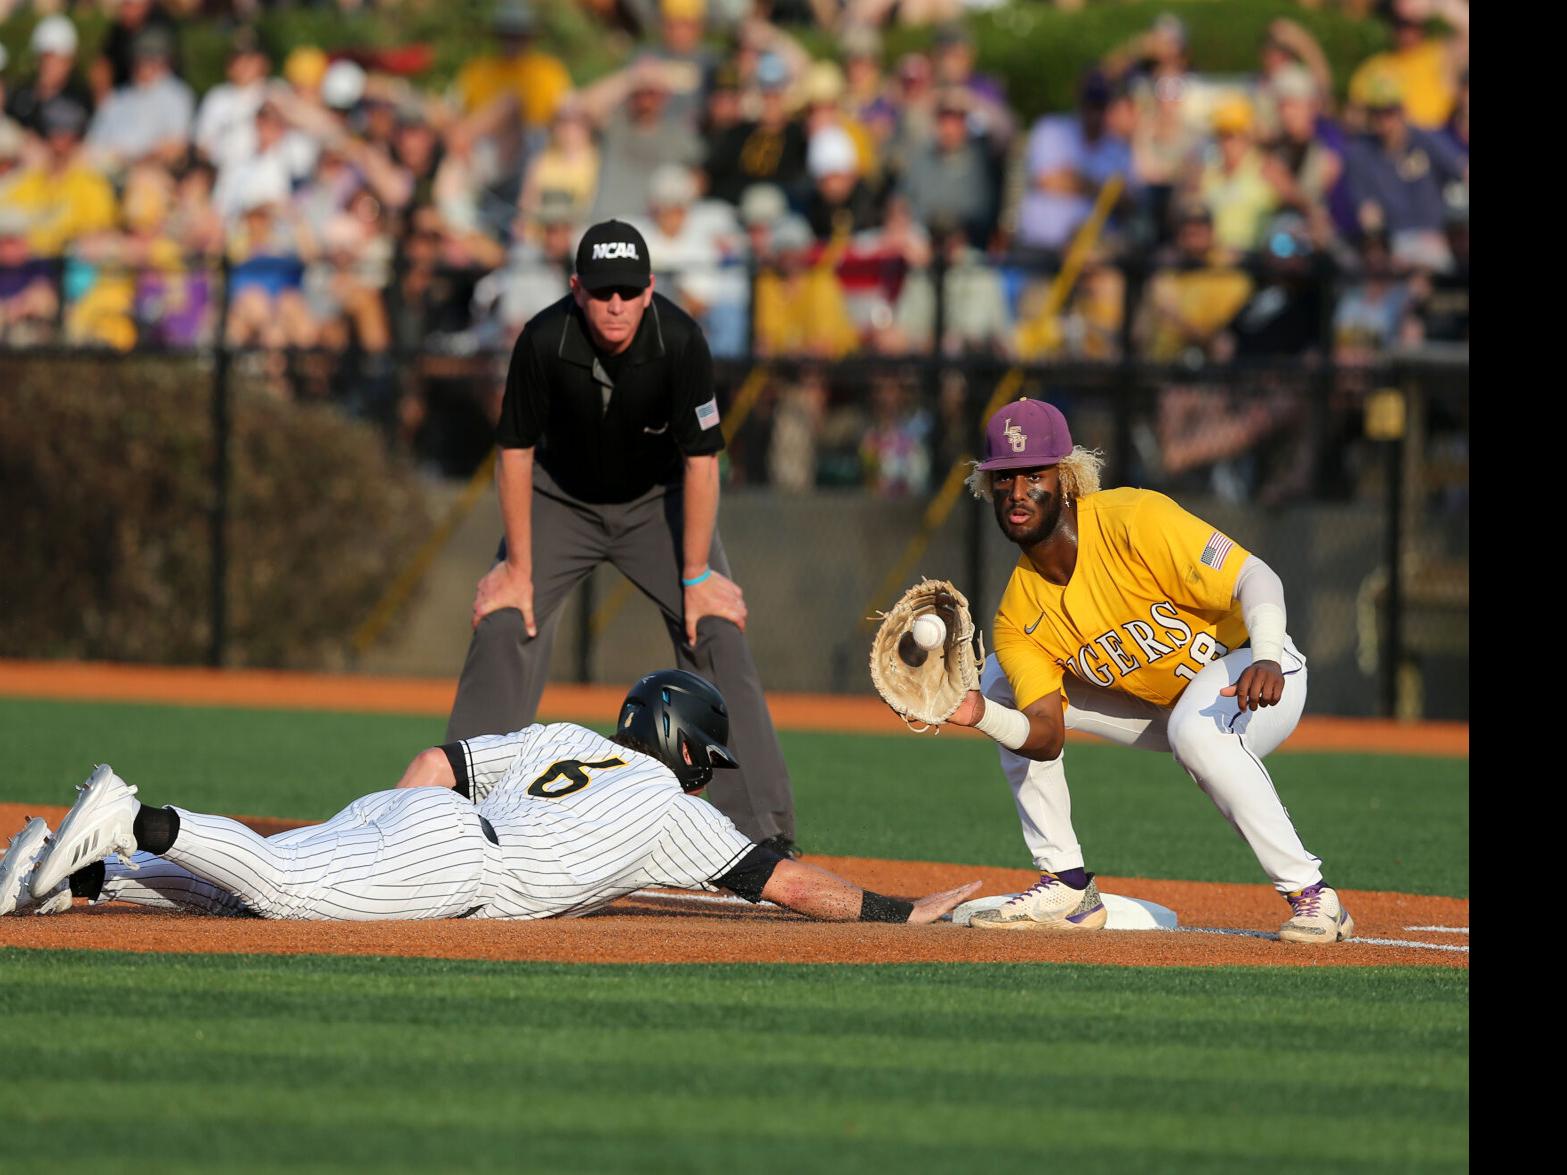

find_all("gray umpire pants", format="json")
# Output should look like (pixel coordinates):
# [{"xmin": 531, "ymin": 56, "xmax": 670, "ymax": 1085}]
[{"xmin": 445, "ymin": 467, "xmax": 796, "ymax": 843}]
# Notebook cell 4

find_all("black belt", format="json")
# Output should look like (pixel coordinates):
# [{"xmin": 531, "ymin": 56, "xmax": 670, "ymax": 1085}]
[{"xmin": 479, "ymin": 815, "xmax": 499, "ymax": 845}]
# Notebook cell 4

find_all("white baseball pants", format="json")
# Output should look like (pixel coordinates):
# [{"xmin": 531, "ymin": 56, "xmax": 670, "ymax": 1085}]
[
  {"xmin": 980, "ymin": 639, "xmax": 1323, "ymax": 893},
  {"xmin": 109, "ymin": 788, "xmax": 496, "ymax": 920}
]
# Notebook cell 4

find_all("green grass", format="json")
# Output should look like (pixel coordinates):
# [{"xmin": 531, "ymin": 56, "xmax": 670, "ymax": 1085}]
[
  {"xmin": 0, "ymin": 950, "xmax": 1468, "ymax": 1175},
  {"xmin": 0, "ymin": 697, "xmax": 1468, "ymax": 896}
]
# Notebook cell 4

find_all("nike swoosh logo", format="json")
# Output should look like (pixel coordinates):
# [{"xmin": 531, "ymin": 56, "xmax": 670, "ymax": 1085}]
[
  {"xmin": 642, "ymin": 423, "xmax": 669, "ymax": 435},
  {"xmin": 1024, "ymin": 610, "xmax": 1044, "ymax": 634}
]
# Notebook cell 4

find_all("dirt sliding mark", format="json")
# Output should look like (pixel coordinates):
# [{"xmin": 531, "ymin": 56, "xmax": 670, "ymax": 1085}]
[
  {"xmin": 0, "ymin": 804, "xmax": 1466, "ymax": 970},
  {"xmin": 0, "ymin": 659, "xmax": 1469, "ymax": 756}
]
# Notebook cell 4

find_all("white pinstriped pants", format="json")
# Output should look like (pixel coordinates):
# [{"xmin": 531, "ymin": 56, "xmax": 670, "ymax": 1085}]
[
  {"xmin": 980, "ymin": 641, "xmax": 1323, "ymax": 893},
  {"xmin": 154, "ymin": 788, "xmax": 495, "ymax": 921}
]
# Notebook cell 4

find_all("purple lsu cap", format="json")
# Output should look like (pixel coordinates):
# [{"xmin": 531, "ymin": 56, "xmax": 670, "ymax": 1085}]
[{"xmin": 976, "ymin": 398, "xmax": 1073, "ymax": 472}]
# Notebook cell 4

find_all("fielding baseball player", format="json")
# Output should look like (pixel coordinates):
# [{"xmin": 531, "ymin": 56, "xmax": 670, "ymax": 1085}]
[
  {"xmin": 944, "ymin": 398, "xmax": 1351, "ymax": 943},
  {"xmin": 3, "ymin": 671, "xmax": 978, "ymax": 926}
]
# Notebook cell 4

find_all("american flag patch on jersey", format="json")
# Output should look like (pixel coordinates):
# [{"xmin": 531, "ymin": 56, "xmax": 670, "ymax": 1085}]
[
  {"xmin": 695, "ymin": 397, "xmax": 720, "ymax": 431},
  {"xmin": 1201, "ymin": 530, "xmax": 1236, "ymax": 569}
]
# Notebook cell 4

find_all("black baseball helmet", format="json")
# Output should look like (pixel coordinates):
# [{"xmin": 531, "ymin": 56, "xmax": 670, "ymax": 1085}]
[{"xmin": 616, "ymin": 669, "xmax": 739, "ymax": 792}]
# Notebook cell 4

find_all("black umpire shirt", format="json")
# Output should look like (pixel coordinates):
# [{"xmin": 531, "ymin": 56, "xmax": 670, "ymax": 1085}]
[{"xmin": 496, "ymin": 293, "xmax": 724, "ymax": 504}]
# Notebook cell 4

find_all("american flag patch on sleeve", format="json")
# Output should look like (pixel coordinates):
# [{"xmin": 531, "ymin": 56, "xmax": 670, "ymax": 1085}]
[
  {"xmin": 695, "ymin": 397, "xmax": 720, "ymax": 431},
  {"xmin": 1200, "ymin": 530, "xmax": 1236, "ymax": 569}
]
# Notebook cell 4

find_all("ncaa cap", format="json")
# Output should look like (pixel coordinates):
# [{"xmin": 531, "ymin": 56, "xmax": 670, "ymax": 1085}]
[
  {"xmin": 976, "ymin": 398, "xmax": 1074, "ymax": 472},
  {"xmin": 575, "ymin": 219, "xmax": 652, "ymax": 291}
]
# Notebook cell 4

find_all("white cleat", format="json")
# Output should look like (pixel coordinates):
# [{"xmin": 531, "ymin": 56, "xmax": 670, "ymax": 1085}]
[
  {"xmin": 0, "ymin": 818, "xmax": 72, "ymax": 916},
  {"xmin": 29, "ymin": 765, "xmax": 141, "ymax": 901},
  {"xmin": 1279, "ymin": 883, "xmax": 1356, "ymax": 944},
  {"xmin": 970, "ymin": 872, "xmax": 1109, "ymax": 931}
]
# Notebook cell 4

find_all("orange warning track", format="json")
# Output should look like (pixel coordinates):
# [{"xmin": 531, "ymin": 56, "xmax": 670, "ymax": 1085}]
[
  {"xmin": 0, "ymin": 660, "xmax": 1468, "ymax": 756},
  {"xmin": 0, "ymin": 803, "xmax": 1467, "ymax": 970}
]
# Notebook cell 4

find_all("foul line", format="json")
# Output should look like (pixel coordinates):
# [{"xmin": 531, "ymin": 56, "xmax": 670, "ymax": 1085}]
[
  {"xmin": 1176, "ymin": 926, "xmax": 1469, "ymax": 953},
  {"xmin": 636, "ymin": 891, "xmax": 1472, "ymax": 952}
]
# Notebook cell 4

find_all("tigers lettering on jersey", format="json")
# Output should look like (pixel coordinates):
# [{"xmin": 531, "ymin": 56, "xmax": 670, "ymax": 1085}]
[{"xmin": 1061, "ymin": 600, "xmax": 1227, "ymax": 686}]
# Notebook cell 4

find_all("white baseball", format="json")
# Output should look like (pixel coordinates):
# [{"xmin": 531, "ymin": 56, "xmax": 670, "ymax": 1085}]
[{"xmin": 912, "ymin": 614, "xmax": 946, "ymax": 651}]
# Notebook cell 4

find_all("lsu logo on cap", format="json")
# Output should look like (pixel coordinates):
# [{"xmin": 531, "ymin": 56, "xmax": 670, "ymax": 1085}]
[
  {"xmin": 592, "ymin": 242, "xmax": 639, "ymax": 260},
  {"xmin": 1004, "ymin": 418, "xmax": 1028, "ymax": 452}
]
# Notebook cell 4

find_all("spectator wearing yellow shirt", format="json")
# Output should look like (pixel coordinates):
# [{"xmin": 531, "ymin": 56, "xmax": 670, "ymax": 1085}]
[
  {"xmin": 753, "ymin": 216, "xmax": 859, "ymax": 359},
  {"xmin": 1194, "ymin": 97, "xmax": 1280, "ymax": 254},
  {"xmin": 1134, "ymin": 201, "xmax": 1252, "ymax": 364},
  {"xmin": 454, "ymin": 2, "xmax": 572, "ymax": 128},
  {"xmin": 1348, "ymin": 0, "xmax": 1468, "ymax": 130},
  {"xmin": 64, "ymin": 162, "xmax": 187, "ymax": 351},
  {"xmin": 0, "ymin": 98, "xmax": 116, "ymax": 257},
  {"xmin": 1135, "ymin": 202, "xmax": 1288, "ymax": 498},
  {"xmin": 518, "ymin": 99, "xmax": 601, "ymax": 230}
]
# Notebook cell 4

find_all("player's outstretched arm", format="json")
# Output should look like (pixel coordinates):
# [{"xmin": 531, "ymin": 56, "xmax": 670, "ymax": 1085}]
[{"xmin": 759, "ymin": 858, "xmax": 980, "ymax": 925}]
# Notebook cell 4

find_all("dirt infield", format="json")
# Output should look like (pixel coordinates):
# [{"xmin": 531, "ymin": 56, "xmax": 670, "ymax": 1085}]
[
  {"xmin": 0, "ymin": 659, "xmax": 1468, "ymax": 756},
  {"xmin": 0, "ymin": 803, "xmax": 1467, "ymax": 970}
]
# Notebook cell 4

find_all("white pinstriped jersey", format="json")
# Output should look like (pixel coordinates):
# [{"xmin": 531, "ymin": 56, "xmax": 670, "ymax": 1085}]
[{"xmin": 460, "ymin": 723, "xmax": 756, "ymax": 920}]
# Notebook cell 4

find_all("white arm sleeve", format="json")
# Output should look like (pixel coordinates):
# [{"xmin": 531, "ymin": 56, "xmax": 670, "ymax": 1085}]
[
  {"xmin": 1233, "ymin": 554, "xmax": 1287, "ymax": 664},
  {"xmin": 975, "ymin": 696, "xmax": 1032, "ymax": 751}
]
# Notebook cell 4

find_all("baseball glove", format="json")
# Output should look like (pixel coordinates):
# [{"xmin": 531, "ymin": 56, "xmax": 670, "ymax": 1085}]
[{"xmin": 868, "ymin": 578, "xmax": 983, "ymax": 730}]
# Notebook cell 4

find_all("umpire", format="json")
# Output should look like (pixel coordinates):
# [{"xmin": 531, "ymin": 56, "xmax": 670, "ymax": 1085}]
[{"xmin": 447, "ymin": 219, "xmax": 799, "ymax": 855}]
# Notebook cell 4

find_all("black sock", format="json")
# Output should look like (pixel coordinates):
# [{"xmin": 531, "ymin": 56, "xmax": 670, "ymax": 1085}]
[
  {"xmin": 132, "ymin": 806, "xmax": 180, "ymax": 855},
  {"xmin": 68, "ymin": 860, "xmax": 106, "ymax": 900}
]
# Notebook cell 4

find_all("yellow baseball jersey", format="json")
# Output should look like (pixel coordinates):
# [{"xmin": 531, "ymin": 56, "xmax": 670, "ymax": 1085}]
[
  {"xmin": 455, "ymin": 51, "xmax": 573, "ymax": 125},
  {"xmin": 993, "ymin": 488, "xmax": 1251, "ymax": 710}
]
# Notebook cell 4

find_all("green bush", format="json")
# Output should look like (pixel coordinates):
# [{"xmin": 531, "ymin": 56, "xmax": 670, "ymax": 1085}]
[
  {"xmin": 861, "ymin": 0, "xmax": 1391, "ymax": 121},
  {"xmin": 3, "ymin": 0, "xmax": 1388, "ymax": 115},
  {"xmin": 0, "ymin": 355, "xmax": 433, "ymax": 668}
]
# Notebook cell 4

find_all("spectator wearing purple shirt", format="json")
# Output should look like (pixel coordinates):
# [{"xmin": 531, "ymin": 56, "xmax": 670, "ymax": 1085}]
[
  {"xmin": 930, "ymin": 23, "xmax": 1015, "ymax": 152},
  {"xmin": 1440, "ymin": 70, "xmax": 1469, "ymax": 161},
  {"xmin": 0, "ymin": 206, "xmax": 60, "ymax": 346},
  {"xmin": 1344, "ymin": 76, "xmax": 1467, "ymax": 272},
  {"xmin": 1017, "ymin": 72, "xmax": 1136, "ymax": 256}
]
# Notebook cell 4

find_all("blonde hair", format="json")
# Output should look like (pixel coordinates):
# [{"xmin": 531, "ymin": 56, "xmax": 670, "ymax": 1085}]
[{"xmin": 965, "ymin": 446, "xmax": 1106, "ymax": 501}]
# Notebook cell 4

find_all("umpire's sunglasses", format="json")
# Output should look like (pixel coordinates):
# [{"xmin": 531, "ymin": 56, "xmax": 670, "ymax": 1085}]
[{"xmin": 586, "ymin": 285, "xmax": 647, "ymax": 302}]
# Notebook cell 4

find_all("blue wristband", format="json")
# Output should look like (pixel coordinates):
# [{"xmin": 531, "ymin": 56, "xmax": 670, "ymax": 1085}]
[{"xmin": 681, "ymin": 568, "xmax": 712, "ymax": 587}]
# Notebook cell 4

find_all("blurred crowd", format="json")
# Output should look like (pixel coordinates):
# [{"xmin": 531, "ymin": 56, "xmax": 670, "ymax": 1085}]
[{"xmin": 0, "ymin": 0, "xmax": 1468, "ymax": 495}]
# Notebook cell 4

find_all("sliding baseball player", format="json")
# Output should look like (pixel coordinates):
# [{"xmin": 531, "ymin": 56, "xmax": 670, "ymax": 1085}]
[{"xmin": 2, "ymin": 670, "xmax": 977, "ymax": 926}]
